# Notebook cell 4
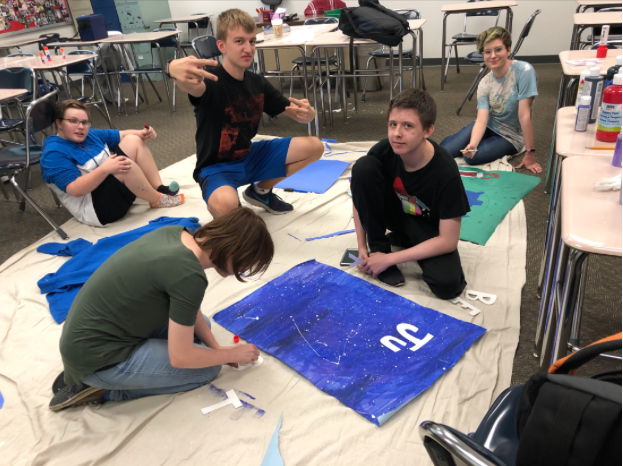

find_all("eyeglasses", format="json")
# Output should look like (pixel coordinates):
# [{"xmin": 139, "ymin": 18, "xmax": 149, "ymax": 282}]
[
  {"xmin": 483, "ymin": 46, "xmax": 507, "ymax": 57},
  {"xmin": 61, "ymin": 118, "xmax": 92, "ymax": 127}
]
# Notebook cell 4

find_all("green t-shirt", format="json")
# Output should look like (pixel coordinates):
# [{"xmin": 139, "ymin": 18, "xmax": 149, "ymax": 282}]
[{"xmin": 60, "ymin": 226, "xmax": 207, "ymax": 385}]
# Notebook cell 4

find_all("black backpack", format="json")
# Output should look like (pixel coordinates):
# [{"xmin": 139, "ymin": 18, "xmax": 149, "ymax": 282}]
[
  {"xmin": 338, "ymin": 0, "xmax": 410, "ymax": 47},
  {"xmin": 515, "ymin": 336, "xmax": 622, "ymax": 466}
]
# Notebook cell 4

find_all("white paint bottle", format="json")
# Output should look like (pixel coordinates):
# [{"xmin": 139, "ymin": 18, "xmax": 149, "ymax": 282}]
[{"xmin": 575, "ymin": 95, "xmax": 591, "ymax": 132}]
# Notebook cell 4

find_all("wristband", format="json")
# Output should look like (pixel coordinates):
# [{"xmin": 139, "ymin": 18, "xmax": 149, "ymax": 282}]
[
  {"xmin": 165, "ymin": 59, "xmax": 177, "ymax": 81},
  {"xmin": 526, "ymin": 149, "xmax": 536, "ymax": 152}
]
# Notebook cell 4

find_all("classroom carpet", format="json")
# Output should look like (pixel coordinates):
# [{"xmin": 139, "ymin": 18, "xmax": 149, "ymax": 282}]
[{"xmin": 0, "ymin": 139, "xmax": 526, "ymax": 465}]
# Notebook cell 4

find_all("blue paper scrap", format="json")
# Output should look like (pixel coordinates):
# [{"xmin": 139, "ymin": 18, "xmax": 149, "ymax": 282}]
[
  {"xmin": 0, "ymin": 390, "xmax": 4, "ymax": 409},
  {"xmin": 261, "ymin": 416, "xmax": 284, "ymax": 466},
  {"xmin": 305, "ymin": 229, "xmax": 355, "ymax": 241},
  {"xmin": 275, "ymin": 160, "xmax": 349, "ymax": 194},
  {"xmin": 214, "ymin": 260, "xmax": 486, "ymax": 426}
]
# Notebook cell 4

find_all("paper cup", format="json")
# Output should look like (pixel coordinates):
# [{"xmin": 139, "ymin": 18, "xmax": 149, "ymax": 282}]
[{"xmin": 271, "ymin": 18, "xmax": 283, "ymax": 38}]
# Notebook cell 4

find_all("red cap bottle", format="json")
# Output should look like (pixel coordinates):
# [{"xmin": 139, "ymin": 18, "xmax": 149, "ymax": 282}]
[{"xmin": 596, "ymin": 74, "xmax": 622, "ymax": 143}]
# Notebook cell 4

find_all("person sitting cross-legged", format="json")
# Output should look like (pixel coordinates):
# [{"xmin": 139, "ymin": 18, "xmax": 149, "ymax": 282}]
[
  {"xmin": 440, "ymin": 26, "xmax": 542, "ymax": 173},
  {"xmin": 49, "ymin": 208, "xmax": 272, "ymax": 411},
  {"xmin": 352, "ymin": 89, "xmax": 470, "ymax": 299},
  {"xmin": 41, "ymin": 100, "xmax": 184, "ymax": 227},
  {"xmin": 167, "ymin": 8, "xmax": 324, "ymax": 218}
]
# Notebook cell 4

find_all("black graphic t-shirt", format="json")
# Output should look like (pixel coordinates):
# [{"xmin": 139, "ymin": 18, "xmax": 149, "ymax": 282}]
[
  {"xmin": 189, "ymin": 65, "xmax": 291, "ymax": 181},
  {"xmin": 368, "ymin": 138, "xmax": 470, "ymax": 226}
]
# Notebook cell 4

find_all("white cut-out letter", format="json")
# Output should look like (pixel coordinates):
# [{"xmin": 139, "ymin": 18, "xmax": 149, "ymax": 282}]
[
  {"xmin": 465, "ymin": 289, "xmax": 497, "ymax": 305},
  {"xmin": 397, "ymin": 323, "xmax": 433, "ymax": 352},
  {"xmin": 380, "ymin": 336, "xmax": 407, "ymax": 352}
]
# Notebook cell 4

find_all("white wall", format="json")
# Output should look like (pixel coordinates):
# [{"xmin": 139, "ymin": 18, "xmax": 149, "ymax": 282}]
[{"xmin": 166, "ymin": 0, "xmax": 578, "ymax": 59}]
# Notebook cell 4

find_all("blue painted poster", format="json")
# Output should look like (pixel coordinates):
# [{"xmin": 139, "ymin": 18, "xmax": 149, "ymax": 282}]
[{"xmin": 214, "ymin": 260, "xmax": 486, "ymax": 426}]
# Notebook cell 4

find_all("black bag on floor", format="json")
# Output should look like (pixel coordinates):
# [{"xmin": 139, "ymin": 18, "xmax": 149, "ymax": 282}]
[
  {"xmin": 338, "ymin": 0, "xmax": 409, "ymax": 47},
  {"xmin": 515, "ymin": 337, "xmax": 622, "ymax": 466}
]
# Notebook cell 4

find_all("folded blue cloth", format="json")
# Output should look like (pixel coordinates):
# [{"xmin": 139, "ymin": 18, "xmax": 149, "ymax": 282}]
[
  {"xmin": 38, "ymin": 217, "xmax": 202, "ymax": 323},
  {"xmin": 37, "ymin": 238, "xmax": 93, "ymax": 257}
]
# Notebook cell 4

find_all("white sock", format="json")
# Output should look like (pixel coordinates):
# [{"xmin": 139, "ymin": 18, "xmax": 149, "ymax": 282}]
[{"xmin": 253, "ymin": 183, "xmax": 270, "ymax": 195}]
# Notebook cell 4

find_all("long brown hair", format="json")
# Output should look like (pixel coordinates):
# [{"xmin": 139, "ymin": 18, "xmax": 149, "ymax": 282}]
[{"xmin": 193, "ymin": 207, "xmax": 274, "ymax": 282}]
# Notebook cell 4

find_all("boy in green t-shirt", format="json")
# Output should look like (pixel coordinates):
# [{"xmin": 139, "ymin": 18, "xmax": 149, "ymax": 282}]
[{"xmin": 49, "ymin": 208, "xmax": 273, "ymax": 411}]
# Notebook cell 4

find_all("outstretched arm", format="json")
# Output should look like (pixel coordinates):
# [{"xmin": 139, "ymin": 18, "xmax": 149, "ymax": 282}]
[
  {"xmin": 167, "ymin": 56, "xmax": 219, "ymax": 98},
  {"xmin": 283, "ymin": 97, "xmax": 316, "ymax": 123},
  {"xmin": 463, "ymin": 109, "xmax": 489, "ymax": 157},
  {"xmin": 515, "ymin": 98, "xmax": 542, "ymax": 173}
]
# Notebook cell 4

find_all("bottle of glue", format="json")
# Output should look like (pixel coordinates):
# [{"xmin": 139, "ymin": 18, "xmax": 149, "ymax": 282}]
[
  {"xmin": 596, "ymin": 73, "xmax": 622, "ymax": 142},
  {"xmin": 596, "ymin": 25, "xmax": 609, "ymax": 59}
]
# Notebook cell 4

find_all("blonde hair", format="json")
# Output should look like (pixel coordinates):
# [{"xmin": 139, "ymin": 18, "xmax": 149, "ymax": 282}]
[
  {"xmin": 477, "ymin": 26, "xmax": 512, "ymax": 53},
  {"xmin": 216, "ymin": 9, "xmax": 256, "ymax": 42}
]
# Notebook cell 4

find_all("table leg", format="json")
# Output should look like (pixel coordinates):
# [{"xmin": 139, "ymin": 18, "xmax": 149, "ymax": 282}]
[
  {"xmin": 389, "ymin": 46, "xmax": 394, "ymax": 100},
  {"xmin": 325, "ymin": 48, "xmax": 334, "ymax": 129},
  {"xmin": 569, "ymin": 256, "xmax": 589, "ymax": 349},
  {"xmin": 505, "ymin": 8, "xmax": 513, "ymax": 34},
  {"xmin": 340, "ymin": 48, "xmax": 347, "ymax": 123},
  {"xmin": 441, "ymin": 13, "xmax": 448, "ymax": 91},
  {"xmin": 298, "ymin": 45, "xmax": 312, "ymax": 137},
  {"xmin": 312, "ymin": 47, "xmax": 321, "ymax": 137},
  {"xmin": 549, "ymin": 249, "xmax": 589, "ymax": 366},
  {"xmin": 398, "ymin": 41, "xmax": 403, "ymax": 93}
]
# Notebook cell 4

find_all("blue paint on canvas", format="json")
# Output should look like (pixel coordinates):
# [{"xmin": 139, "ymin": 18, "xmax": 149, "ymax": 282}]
[
  {"xmin": 274, "ymin": 160, "xmax": 349, "ymax": 194},
  {"xmin": 465, "ymin": 190, "xmax": 484, "ymax": 210},
  {"xmin": 214, "ymin": 260, "xmax": 486, "ymax": 426}
]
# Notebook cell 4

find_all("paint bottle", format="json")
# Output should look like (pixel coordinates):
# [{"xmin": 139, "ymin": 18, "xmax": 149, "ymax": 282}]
[
  {"xmin": 39, "ymin": 52, "xmax": 45, "ymax": 64},
  {"xmin": 612, "ymin": 130, "xmax": 622, "ymax": 168},
  {"xmin": 596, "ymin": 74, "xmax": 622, "ymax": 142},
  {"xmin": 583, "ymin": 67, "xmax": 605, "ymax": 124},
  {"xmin": 61, "ymin": 47, "xmax": 66, "ymax": 60},
  {"xmin": 606, "ymin": 55, "xmax": 622, "ymax": 87},
  {"xmin": 44, "ymin": 46, "xmax": 51, "ymax": 62},
  {"xmin": 596, "ymin": 25, "xmax": 609, "ymax": 59},
  {"xmin": 575, "ymin": 64, "xmax": 592, "ymax": 111},
  {"xmin": 575, "ymin": 95, "xmax": 591, "ymax": 132}
]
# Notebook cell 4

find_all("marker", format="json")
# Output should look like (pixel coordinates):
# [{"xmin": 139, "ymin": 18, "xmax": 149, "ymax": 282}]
[
  {"xmin": 586, "ymin": 146, "xmax": 616, "ymax": 150},
  {"xmin": 233, "ymin": 335, "xmax": 240, "ymax": 344},
  {"xmin": 460, "ymin": 149, "xmax": 478, "ymax": 153}
]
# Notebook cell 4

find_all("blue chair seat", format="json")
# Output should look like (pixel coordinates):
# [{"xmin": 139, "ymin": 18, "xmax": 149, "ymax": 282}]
[
  {"xmin": 131, "ymin": 64, "xmax": 165, "ymax": 72},
  {"xmin": 465, "ymin": 51, "xmax": 484, "ymax": 63},
  {"xmin": 0, "ymin": 119, "xmax": 24, "ymax": 132},
  {"xmin": 369, "ymin": 47, "xmax": 414, "ymax": 58},
  {"xmin": 0, "ymin": 145, "xmax": 42, "ymax": 170},
  {"xmin": 453, "ymin": 32, "xmax": 478, "ymax": 42},
  {"xmin": 292, "ymin": 55, "xmax": 336, "ymax": 65}
]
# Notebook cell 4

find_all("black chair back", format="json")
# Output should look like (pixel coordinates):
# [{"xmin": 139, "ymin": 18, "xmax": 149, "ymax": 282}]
[
  {"xmin": 0, "ymin": 68, "xmax": 36, "ymax": 94},
  {"xmin": 39, "ymin": 33, "xmax": 61, "ymax": 51},
  {"xmin": 510, "ymin": 10, "xmax": 541, "ymax": 59},
  {"xmin": 192, "ymin": 35, "xmax": 221, "ymax": 60},
  {"xmin": 151, "ymin": 28, "xmax": 179, "ymax": 49},
  {"xmin": 28, "ymin": 91, "xmax": 57, "ymax": 135},
  {"xmin": 304, "ymin": 17, "xmax": 338, "ymax": 26},
  {"xmin": 67, "ymin": 50, "xmax": 95, "ymax": 74},
  {"xmin": 592, "ymin": 7, "xmax": 622, "ymax": 38},
  {"xmin": 188, "ymin": 13, "xmax": 210, "ymax": 30},
  {"xmin": 467, "ymin": 0, "xmax": 499, "ymax": 18}
]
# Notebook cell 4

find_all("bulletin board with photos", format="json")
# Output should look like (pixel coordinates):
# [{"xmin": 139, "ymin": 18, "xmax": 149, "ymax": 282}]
[{"xmin": 0, "ymin": 0, "xmax": 72, "ymax": 35}]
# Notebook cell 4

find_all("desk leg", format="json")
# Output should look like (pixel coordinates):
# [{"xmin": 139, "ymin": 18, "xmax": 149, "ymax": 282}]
[
  {"xmin": 441, "ymin": 13, "xmax": 448, "ymax": 91},
  {"xmin": 569, "ymin": 256, "xmax": 589, "ymax": 349},
  {"xmin": 325, "ymin": 48, "xmax": 334, "ymax": 129},
  {"xmin": 398, "ymin": 42, "xmax": 403, "ymax": 93},
  {"xmin": 353, "ymin": 46, "xmax": 358, "ymax": 113},
  {"xmin": 312, "ymin": 47, "xmax": 320, "ymax": 137},
  {"xmin": 549, "ymin": 249, "xmax": 588, "ymax": 367},
  {"xmin": 570, "ymin": 25, "xmax": 580, "ymax": 50},
  {"xmin": 389, "ymin": 46, "xmax": 394, "ymax": 100},
  {"xmin": 340, "ymin": 48, "xmax": 347, "ymax": 123},
  {"xmin": 88, "ymin": 61, "xmax": 113, "ymax": 128},
  {"xmin": 298, "ymin": 45, "xmax": 312, "ymax": 137},
  {"xmin": 505, "ymin": 8, "xmax": 513, "ymax": 34}
]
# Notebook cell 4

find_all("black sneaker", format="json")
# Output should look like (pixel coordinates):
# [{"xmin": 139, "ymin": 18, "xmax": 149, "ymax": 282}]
[
  {"xmin": 49, "ymin": 383, "xmax": 108, "ymax": 412},
  {"xmin": 377, "ymin": 265, "xmax": 405, "ymax": 287},
  {"xmin": 52, "ymin": 371, "xmax": 67, "ymax": 394},
  {"xmin": 243, "ymin": 185, "xmax": 293, "ymax": 215}
]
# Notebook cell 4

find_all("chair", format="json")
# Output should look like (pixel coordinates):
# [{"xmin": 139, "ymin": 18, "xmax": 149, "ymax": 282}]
[
  {"xmin": 361, "ymin": 9, "xmax": 421, "ymax": 102},
  {"xmin": 192, "ymin": 35, "xmax": 221, "ymax": 61},
  {"xmin": 38, "ymin": 33, "xmax": 61, "ymax": 52},
  {"xmin": 182, "ymin": 13, "xmax": 214, "ymax": 56},
  {"xmin": 582, "ymin": 7, "xmax": 622, "ymax": 49},
  {"xmin": 122, "ymin": 28, "xmax": 179, "ymax": 113},
  {"xmin": 64, "ymin": 50, "xmax": 113, "ymax": 128},
  {"xmin": 289, "ymin": 17, "xmax": 339, "ymax": 97},
  {"xmin": 443, "ymin": 0, "xmax": 500, "ymax": 84},
  {"xmin": 420, "ymin": 384, "xmax": 523, "ymax": 466},
  {"xmin": 0, "ymin": 67, "xmax": 37, "ymax": 144},
  {"xmin": 455, "ymin": 10, "xmax": 541, "ymax": 115},
  {"xmin": 0, "ymin": 90, "xmax": 68, "ymax": 240}
]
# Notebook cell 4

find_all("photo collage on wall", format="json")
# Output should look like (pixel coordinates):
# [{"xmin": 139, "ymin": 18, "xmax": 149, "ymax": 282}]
[{"xmin": 0, "ymin": 0, "xmax": 72, "ymax": 34}]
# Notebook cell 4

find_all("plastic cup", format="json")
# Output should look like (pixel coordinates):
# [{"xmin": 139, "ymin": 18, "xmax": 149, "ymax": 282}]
[{"xmin": 272, "ymin": 18, "xmax": 283, "ymax": 38}]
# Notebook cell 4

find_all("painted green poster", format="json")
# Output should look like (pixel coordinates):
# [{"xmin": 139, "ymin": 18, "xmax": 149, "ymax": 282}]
[{"xmin": 459, "ymin": 167, "xmax": 541, "ymax": 245}]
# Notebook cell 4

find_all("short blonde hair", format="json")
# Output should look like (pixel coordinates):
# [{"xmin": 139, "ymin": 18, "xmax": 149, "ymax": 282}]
[
  {"xmin": 216, "ymin": 9, "xmax": 256, "ymax": 42},
  {"xmin": 477, "ymin": 26, "xmax": 512, "ymax": 53}
]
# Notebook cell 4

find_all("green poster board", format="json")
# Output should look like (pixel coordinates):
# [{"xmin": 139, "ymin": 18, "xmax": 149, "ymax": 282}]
[{"xmin": 459, "ymin": 167, "xmax": 541, "ymax": 245}]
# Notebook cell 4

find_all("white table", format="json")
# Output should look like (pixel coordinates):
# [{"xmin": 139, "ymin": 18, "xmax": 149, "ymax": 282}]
[
  {"xmin": 0, "ymin": 36, "xmax": 46, "ymax": 52},
  {"xmin": 0, "ymin": 88, "xmax": 28, "ymax": 102},
  {"xmin": 576, "ymin": 0, "xmax": 622, "ymax": 13},
  {"xmin": 440, "ymin": 1, "xmax": 517, "ymax": 91},
  {"xmin": 154, "ymin": 13, "xmax": 214, "ymax": 39}
]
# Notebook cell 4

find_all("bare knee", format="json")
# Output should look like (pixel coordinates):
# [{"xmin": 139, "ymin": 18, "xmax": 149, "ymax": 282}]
[
  {"xmin": 113, "ymin": 158, "xmax": 139, "ymax": 182},
  {"xmin": 208, "ymin": 191, "xmax": 239, "ymax": 218},
  {"xmin": 307, "ymin": 137, "xmax": 324, "ymax": 161},
  {"xmin": 118, "ymin": 134, "xmax": 146, "ymax": 157}
]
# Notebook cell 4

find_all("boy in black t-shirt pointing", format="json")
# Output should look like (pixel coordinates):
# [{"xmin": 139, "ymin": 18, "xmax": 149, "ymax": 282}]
[
  {"xmin": 351, "ymin": 89, "xmax": 470, "ymax": 299},
  {"xmin": 167, "ymin": 9, "xmax": 324, "ymax": 217}
]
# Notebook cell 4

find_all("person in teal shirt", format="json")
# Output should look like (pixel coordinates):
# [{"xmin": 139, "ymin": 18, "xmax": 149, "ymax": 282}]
[{"xmin": 441, "ymin": 27, "xmax": 542, "ymax": 173}]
